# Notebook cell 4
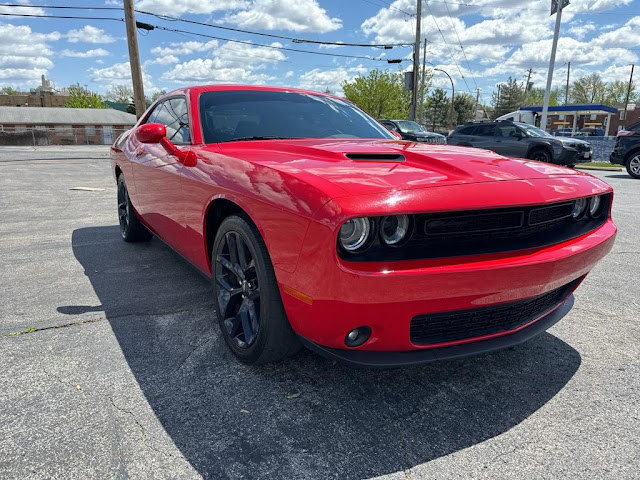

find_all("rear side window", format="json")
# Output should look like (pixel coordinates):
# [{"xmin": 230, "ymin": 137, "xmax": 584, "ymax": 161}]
[
  {"xmin": 475, "ymin": 124, "xmax": 496, "ymax": 136},
  {"xmin": 457, "ymin": 126, "xmax": 477, "ymax": 135}
]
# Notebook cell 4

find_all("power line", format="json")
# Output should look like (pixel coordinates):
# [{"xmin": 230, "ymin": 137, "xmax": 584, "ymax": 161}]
[
  {"xmin": 441, "ymin": 0, "xmax": 479, "ymax": 92},
  {"xmin": 423, "ymin": 1, "xmax": 475, "ymax": 97},
  {"xmin": 0, "ymin": 12, "xmax": 398, "ymax": 62},
  {"xmin": 0, "ymin": 3, "xmax": 411, "ymax": 48}
]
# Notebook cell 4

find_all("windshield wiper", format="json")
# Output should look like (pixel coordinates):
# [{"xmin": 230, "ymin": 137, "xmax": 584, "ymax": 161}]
[{"xmin": 224, "ymin": 136, "xmax": 297, "ymax": 142}]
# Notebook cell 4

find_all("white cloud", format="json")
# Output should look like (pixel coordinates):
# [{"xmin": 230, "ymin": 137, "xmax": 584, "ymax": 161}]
[
  {"xmin": 0, "ymin": 24, "xmax": 59, "ymax": 86},
  {"xmin": 568, "ymin": 22, "xmax": 597, "ymax": 40},
  {"xmin": 161, "ymin": 41, "xmax": 286, "ymax": 83},
  {"xmin": 90, "ymin": 62, "xmax": 155, "ymax": 90},
  {"xmin": 136, "ymin": 0, "xmax": 247, "ymax": 16},
  {"xmin": 224, "ymin": 0, "xmax": 342, "ymax": 33},
  {"xmin": 0, "ymin": 0, "xmax": 45, "ymax": 15},
  {"xmin": 60, "ymin": 48, "xmax": 110, "ymax": 58},
  {"xmin": 297, "ymin": 65, "xmax": 368, "ymax": 96},
  {"xmin": 150, "ymin": 40, "xmax": 219, "ymax": 57},
  {"xmin": 66, "ymin": 26, "xmax": 115, "ymax": 44}
]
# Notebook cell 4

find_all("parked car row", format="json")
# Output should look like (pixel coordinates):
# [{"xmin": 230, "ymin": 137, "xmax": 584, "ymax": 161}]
[
  {"xmin": 446, "ymin": 120, "xmax": 592, "ymax": 166},
  {"xmin": 553, "ymin": 127, "xmax": 606, "ymax": 137}
]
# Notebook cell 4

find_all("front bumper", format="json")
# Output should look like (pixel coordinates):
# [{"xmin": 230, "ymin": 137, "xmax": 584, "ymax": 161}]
[
  {"xmin": 278, "ymin": 177, "xmax": 616, "ymax": 356},
  {"xmin": 556, "ymin": 146, "xmax": 592, "ymax": 165},
  {"xmin": 299, "ymin": 295, "xmax": 574, "ymax": 367},
  {"xmin": 610, "ymin": 151, "xmax": 624, "ymax": 165}
]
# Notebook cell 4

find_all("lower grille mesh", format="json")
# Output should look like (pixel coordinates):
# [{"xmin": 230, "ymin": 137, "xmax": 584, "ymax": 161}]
[{"xmin": 409, "ymin": 278, "xmax": 581, "ymax": 346}]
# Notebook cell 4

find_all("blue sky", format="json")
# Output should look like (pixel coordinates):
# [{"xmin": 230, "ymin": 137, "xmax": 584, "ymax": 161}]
[{"xmin": 1, "ymin": 0, "xmax": 639, "ymax": 105}]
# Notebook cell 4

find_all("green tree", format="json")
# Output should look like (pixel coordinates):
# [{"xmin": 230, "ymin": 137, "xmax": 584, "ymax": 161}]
[
  {"xmin": 425, "ymin": 88, "xmax": 450, "ymax": 130},
  {"xmin": 147, "ymin": 89, "xmax": 167, "ymax": 105},
  {"xmin": 570, "ymin": 73, "xmax": 606, "ymax": 103},
  {"xmin": 106, "ymin": 84, "xmax": 133, "ymax": 104},
  {"xmin": 1, "ymin": 86, "xmax": 21, "ymax": 95},
  {"xmin": 65, "ymin": 84, "xmax": 106, "ymax": 108},
  {"xmin": 604, "ymin": 80, "xmax": 636, "ymax": 105},
  {"xmin": 491, "ymin": 77, "xmax": 526, "ymax": 118},
  {"xmin": 452, "ymin": 92, "xmax": 476, "ymax": 126},
  {"xmin": 525, "ymin": 87, "xmax": 559, "ymax": 107},
  {"xmin": 342, "ymin": 69, "xmax": 411, "ymax": 119}
]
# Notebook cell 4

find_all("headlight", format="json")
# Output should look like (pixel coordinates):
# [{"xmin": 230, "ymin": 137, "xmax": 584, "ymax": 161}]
[
  {"xmin": 380, "ymin": 215, "xmax": 411, "ymax": 246},
  {"xmin": 588, "ymin": 195, "xmax": 602, "ymax": 217},
  {"xmin": 572, "ymin": 198, "xmax": 588, "ymax": 219},
  {"xmin": 338, "ymin": 217, "xmax": 372, "ymax": 252}
]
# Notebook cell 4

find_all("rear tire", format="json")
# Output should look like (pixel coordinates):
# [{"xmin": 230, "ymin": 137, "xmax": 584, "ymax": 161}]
[
  {"xmin": 625, "ymin": 153, "xmax": 640, "ymax": 179},
  {"xmin": 117, "ymin": 175, "xmax": 151, "ymax": 242},
  {"xmin": 211, "ymin": 215, "xmax": 300, "ymax": 364},
  {"xmin": 527, "ymin": 148, "xmax": 552, "ymax": 163}
]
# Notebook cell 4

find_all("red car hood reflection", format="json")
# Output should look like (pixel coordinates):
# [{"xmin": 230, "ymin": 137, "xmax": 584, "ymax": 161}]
[{"xmin": 216, "ymin": 139, "xmax": 583, "ymax": 197}]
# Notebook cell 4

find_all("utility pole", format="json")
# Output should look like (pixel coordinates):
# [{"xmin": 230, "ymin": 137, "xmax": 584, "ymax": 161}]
[
  {"xmin": 565, "ymin": 61, "xmax": 571, "ymax": 105},
  {"xmin": 525, "ymin": 68, "xmax": 533, "ymax": 98},
  {"xmin": 410, "ymin": 0, "xmax": 422, "ymax": 121},
  {"xmin": 541, "ymin": 0, "xmax": 568, "ymax": 131},
  {"xmin": 623, "ymin": 63, "xmax": 635, "ymax": 128},
  {"xmin": 123, "ymin": 0, "xmax": 146, "ymax": 119},
  {"xmin": 475, "ymin": 88, "xmax": 482, "ymax": 118},
  {"xmin": 418, "ymin": 38, "xmax": 427, "ymax": 124}
]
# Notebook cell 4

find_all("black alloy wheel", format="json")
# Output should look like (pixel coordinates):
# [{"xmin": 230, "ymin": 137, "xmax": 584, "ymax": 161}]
[
  {"xmin": 528, "ymin": 148, "xmax": 552, "ymax": 163},
  {"xmin": 212, "ymin": 215, "xmax": 300, "ymax": 364},
  {"xmin": 117, "ymin": 175, "xmax": 151, "ymax": 242},
  {"xmin": 216, "ymin": 230, "xmax": 261, "ymax": 348}
]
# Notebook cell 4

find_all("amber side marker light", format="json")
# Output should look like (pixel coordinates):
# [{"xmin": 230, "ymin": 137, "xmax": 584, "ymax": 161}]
[{"xmin": 283, "ymin": 285, "xmax": 314, "ymax": 305}]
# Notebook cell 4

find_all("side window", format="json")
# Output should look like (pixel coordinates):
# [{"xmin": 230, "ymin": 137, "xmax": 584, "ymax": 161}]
[
  {"xmin": 145, "ymin": 97, "xmax": 191, "ymax": 144},
  {"xmin": 497, "ymin": 125, "xmax": 518, "ymax": 137},
  {"xmin": 475, "ymin": 124, "xmax": 496, "ymax": 136},
  {"xmin": 458, "ymin": 126, "xmax": 477, "ymax": 135},
  {"xmin": 382, "ymin": 122, "xmax": 398, "ymax": 132}
]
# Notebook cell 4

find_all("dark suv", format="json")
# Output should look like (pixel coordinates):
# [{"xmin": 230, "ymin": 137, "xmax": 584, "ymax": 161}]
[
  {"xmin": 379, "ymin": 119, "xmax": 446, "ymax": 144},
  {"xmin": 447, "ymin": 121, "xmax": 593, "ymax": 166},
  {"xmin": 610, "ymin": 121, "xmax": 640, "ymax": 178}
]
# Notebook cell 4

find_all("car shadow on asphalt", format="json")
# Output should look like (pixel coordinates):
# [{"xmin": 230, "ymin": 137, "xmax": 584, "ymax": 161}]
[{"xmin": 65, "ymin": 226, "xmax": 582, "ymax": 479}]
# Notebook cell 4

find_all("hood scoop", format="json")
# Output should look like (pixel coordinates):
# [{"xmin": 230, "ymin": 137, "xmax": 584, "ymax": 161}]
[{"xmin": 345, "ymin": 153, "xmax": 405, "ymax": 162}]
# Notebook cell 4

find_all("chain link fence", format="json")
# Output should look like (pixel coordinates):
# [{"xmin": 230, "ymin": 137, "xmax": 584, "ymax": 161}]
[{"xmin": 0, "ymin": 126, "xmax": 130, "ymax": 146}]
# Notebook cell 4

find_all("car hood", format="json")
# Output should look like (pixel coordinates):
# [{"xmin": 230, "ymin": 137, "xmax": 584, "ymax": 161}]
[
  {"xmin": 214, "ymin": 138, "xmax": 585, "ymax": 198},
  {"xmin": 552, "ymin": 137, "xmax": 590, "ymax": 146}
]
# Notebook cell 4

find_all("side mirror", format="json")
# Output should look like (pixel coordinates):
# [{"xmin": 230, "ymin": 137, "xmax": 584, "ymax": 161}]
[{"xmin": 136, "ymin": 123, "xmax": 166, "ymax": 143}]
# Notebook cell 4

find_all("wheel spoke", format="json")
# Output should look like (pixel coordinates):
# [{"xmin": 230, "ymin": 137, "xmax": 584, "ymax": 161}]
[
  {"xmin": 238, "ymin": 299, "xmax": 255, "ymax": 345},
  {"xmin": 216, "ymin": 254, "xmax": 244, "ymax": 280},
  {"xmin": 226, "ymin": 232, "xmax": 239, "ymax": 265},
  {"xmin": 216, "ymin": 275, "xmax": 241, "ymax": 295},
  {"xmin": 247, "ymin": 300, "xmax": 259, "ymax": 334}
]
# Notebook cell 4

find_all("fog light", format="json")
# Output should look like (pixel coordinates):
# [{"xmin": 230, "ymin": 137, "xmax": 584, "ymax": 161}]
[{"xmin": 344, "ymin": 326, "xmax": 371, "ymax": 347}]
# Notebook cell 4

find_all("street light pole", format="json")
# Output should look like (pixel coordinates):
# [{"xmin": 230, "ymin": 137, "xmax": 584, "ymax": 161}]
[
  {"xmin": 410, "ymin": 0, "xmax": 422, "ymax": 121},
  {"xmin": 623, "ymin": 64, "xmax": 635, "ymax": 128},
  {"xmin": 565, "ymin": 61, "xmax": 571, "ymax": 105},
  {"xmin": 541, "ymin": 1, "xmax": 567, "ymax": 131},
  {"xmin": 434, "ymin": 68, "xmax": 454, "ymax": 126}
]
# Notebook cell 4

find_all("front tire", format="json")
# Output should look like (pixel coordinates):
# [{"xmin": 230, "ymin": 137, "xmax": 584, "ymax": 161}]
[
  {"xmin": 528, "ymin": 148, "xmax": 552, "ymax": 163},
  {"xmin": 625, "ymin": 153, "xmax": 640, "ymax": 179},
  {"xmin": 211, "ymin": 215, "xmax": 300, "ymax": 364},
  {"xmin": 117, "ymin": 175, "xmax": 151, "ymax": 242}
]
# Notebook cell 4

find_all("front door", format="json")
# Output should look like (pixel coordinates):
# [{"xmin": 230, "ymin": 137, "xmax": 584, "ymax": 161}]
[{"xmin": 130, "ymin": 97, "xmax": 192, "ymax": 249}]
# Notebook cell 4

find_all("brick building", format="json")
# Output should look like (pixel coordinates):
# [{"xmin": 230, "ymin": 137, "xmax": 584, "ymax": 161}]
[{"xmin": 0, "ymin": 106, "xmax": 137, "ymax": 145}]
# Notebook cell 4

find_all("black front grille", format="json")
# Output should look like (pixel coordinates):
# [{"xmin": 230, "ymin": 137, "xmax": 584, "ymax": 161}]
[
  {"xmin": 340, "ymin": 194, "xmax": 611, "ymax": 262},
  {"xmin": 409, "ymin": 278, "xmax": 581, "ymax": 345}
]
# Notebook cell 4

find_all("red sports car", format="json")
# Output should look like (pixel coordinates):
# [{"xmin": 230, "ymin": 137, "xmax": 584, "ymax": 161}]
[{"xmin": 110, "ymin": 85, "xmax": 616, "ymax": 366}]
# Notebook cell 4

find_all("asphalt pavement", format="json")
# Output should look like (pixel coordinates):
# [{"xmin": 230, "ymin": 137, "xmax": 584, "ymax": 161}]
[{"xmin": 0, "ymin": 146, "xmax": 638, "ymax": 479}]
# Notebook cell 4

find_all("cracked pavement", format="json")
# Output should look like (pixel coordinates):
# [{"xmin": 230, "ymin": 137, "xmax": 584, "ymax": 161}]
[{"xmin": 0, "ymin": 147, "xmax": 638, "ymax": 479}]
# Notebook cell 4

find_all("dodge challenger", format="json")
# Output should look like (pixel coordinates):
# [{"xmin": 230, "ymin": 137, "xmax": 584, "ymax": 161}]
[{"xmin": 110, "ymin": 85, "xmax": 616, "ymax": 366}]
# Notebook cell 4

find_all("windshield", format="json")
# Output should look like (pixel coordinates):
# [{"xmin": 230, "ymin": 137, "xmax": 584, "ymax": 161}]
[
  {"xmin": 199, "ymin": 90, "xmax": 395, "ymax": 143},
  {"xmin": 517, "ymin": 123, "xmax": 553, "ymax": 138},
  {"xmin": 395, "ymin": 120, "xmax": 426, "ymax": 133}
]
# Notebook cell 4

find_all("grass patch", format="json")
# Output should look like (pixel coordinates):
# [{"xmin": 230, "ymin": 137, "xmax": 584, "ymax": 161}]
[{"xmin": 578, "ymin": 162, "xmax": 621, "ymax": 168}]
